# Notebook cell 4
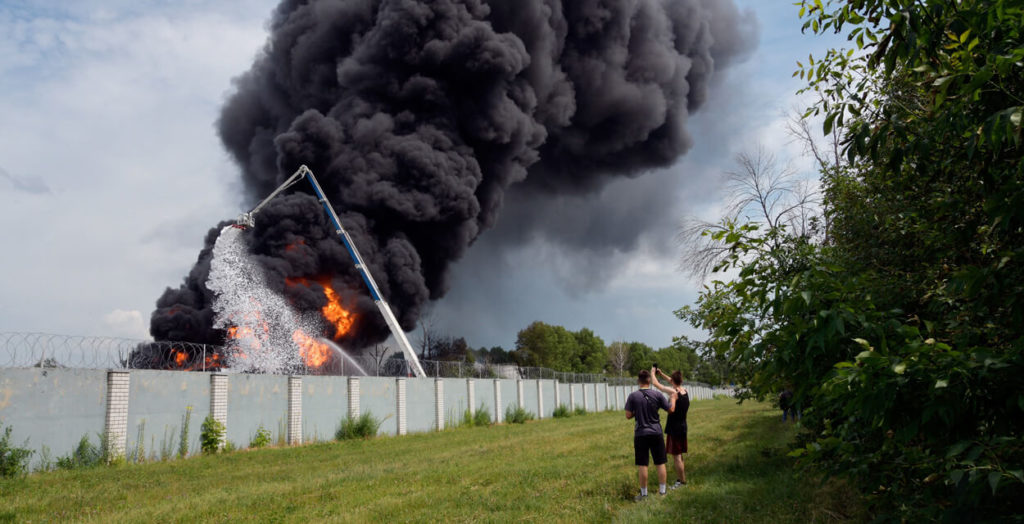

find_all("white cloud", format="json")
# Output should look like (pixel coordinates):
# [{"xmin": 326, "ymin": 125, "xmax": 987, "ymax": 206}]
[{"xmin": 102, "ymin": 309, "xmax": 149, "ymax": 339}]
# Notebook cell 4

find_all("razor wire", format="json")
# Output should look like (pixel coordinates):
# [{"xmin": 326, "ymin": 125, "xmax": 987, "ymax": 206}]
[{"xmin": 0, "ymin": 332, "xmax": 713, "ymax": 387}]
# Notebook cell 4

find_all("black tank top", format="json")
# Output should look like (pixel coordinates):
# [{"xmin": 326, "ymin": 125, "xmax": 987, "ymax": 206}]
[{"xmin": 665, "ymin": 389, "xmax": 689, "ymax": 436}]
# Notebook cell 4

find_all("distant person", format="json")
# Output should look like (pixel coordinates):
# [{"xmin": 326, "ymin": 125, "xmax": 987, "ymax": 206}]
[
  {"xmin": 624, "ymin": 369, "xmax": 675, "ymax": 501},
  {"xmin": 652, "ymin": 367, "xmax": 689, "ymax": 488}
]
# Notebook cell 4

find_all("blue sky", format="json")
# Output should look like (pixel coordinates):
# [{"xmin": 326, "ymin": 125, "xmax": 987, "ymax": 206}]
[{"xmin": 0, "ymin": 1, "xmax": 848, "ymax": 352}]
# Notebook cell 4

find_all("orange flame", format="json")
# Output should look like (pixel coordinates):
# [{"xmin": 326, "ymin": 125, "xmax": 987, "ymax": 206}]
[
  {"xmin": 293, "ymin": 330, "xmax": 331, "ymax": 368},
  {"xmin": 285, "ymin": 277, "xmax": 355, "ymax": 340}
]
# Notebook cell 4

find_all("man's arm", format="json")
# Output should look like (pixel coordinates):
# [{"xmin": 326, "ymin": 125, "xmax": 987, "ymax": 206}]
[{"xmin": 625, "ymin": 409, "xmax": 634, "ymax": 420}]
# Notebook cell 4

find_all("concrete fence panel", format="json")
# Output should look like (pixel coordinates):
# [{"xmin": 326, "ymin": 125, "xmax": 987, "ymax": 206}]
[
  {"xmin": 0, "ymin": 368, "xmax": 108, "ymax": 470},
  {"xmin": 301, "ymin": 375, "xmax": 348, "ymax": 442},
  {"xmin": 406, "ymin": 378, "xmax": 435, "ymax": 433},
  {"xmin": 226, "ymin": 374, "xmax": 288, "ymax": 448},
  {"xmin": 359, "ymin": 376, "xmax": 397, "ymax": 435},
  {"xmin": 126, "ymin": 369, "xmax": 210, "ymax": 459}
]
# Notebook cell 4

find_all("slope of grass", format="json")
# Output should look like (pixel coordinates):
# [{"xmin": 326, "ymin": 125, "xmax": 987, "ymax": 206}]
[{"xmin": 0, "ymin": 399, "xmax": 864, "ymax": 522}]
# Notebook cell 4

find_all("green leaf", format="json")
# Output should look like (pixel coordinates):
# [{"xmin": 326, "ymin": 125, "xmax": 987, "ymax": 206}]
[
  {"xmin": 935, "ymin": 379, "xmax": 948, "ymax": 388},
  {"xmin": 823, "ymin": 112, "xmax": 836, "ymax": 134},
  {"xmin": 950, "ymin": 470, "xmax": 965, "ymax": 485},
  {"xmin": 989, "ymin": 472, "xmax": 1001, "ymax": 495},
  {"xmin": 947, "ymin": 441, "xmax": 971, "ymax": 458},
  {"xmin": 800, "ymin": 290, "xmax": 813, "ymax": 305},
  {"xmin": 892, "ymin": 362, "xmax": 907, "ymax": 374},
  {"xmin": 1009, "ymin": 470, "xmax": 1024, "ymax": 483}
]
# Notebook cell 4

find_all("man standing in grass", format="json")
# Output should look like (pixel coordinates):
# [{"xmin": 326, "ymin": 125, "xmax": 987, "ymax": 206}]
[{"xmin": 625, "ymin": 369, "xmax": 675, "ymax": 501}]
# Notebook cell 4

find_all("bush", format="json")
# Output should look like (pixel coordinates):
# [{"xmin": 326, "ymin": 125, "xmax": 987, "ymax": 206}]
[
  {"xmin": 504, "ymin": 406, "xmax": 534, "ymax": 424},
  {"xmin": 200, "ymin": 415, "xmax": 225, "ymax": 455},
  {"xmin": 574, "ymin": 406, "xmax": 588, "ymax": 416},
  {"xmin": 56, "ymin": 434, "xmax": 105, "ymax": 470},
  {"xmin": 552, "ymin": 404, "xmax": 572, "ymax": 418},
  {"xmin": 473, "ymin": 406, "xmax": 492, "ymax": 427},
  {"xmin": 0, "ymin": 423, "xmax": 33, "ymax": 478},
  {"xmin": 249, "ymin": 426, "xmax": 272, "ymax": 448},
  {"xmin": 336, "ymin": 413, "xmax": 381, "ymax": 440}
]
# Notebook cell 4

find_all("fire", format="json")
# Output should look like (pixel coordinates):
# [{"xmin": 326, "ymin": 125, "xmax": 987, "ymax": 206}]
[
  {"xmin": 285, "ymin": 276, "xmax": 355, "ymax": 339},
  {"xmin": 168, "ymin": 347, "xmax": 224, "ymax": 372},
  {"xmin": 292, "ymin": 330, "xmax": 332, "ymax": 368},
  {"xmin": 285, "ymin": 239, "xmax": 306, "ymax": 252}
]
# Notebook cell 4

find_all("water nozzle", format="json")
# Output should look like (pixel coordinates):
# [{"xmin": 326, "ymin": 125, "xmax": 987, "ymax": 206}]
[{"xmin": 235, "ymin": 213, "xmax": 255, "ymax": 229}]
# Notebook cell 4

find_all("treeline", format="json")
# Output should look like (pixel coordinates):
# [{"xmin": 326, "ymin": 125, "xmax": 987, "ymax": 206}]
[
  {"xmin": 680, "ymin": 1, "xmax": 1024, "ymax": 520},
  {"xmin": 414, "ymin": 320, "xmax": 729, "ymax": 383}
]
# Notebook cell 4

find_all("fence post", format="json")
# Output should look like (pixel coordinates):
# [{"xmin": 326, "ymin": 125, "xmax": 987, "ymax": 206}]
[
  {"xmin": 210, "ymin": 373, "xmax": 228, "ymax": 450},
  {"xmin": 516, "ymin": 379, "xmax": 524, "ymax": 409},
  {"xmin": 583, "ymin": 382, "xmax": 590, "ymax": 412},
  {"xmin": 569, "ymin": 384, "xmax": 576, "ymax": 411},
  {"xmin": 104, "ymin": 370, "xmax": 130, "ymax": 459},
  {"xmin": 553, "ymin": 379, "xmax": 560, "ymax": 410},
  {"xmin": 467, "ymin": 378, "xmax": 475, "ymax": 416},
  {"xmin": 396, "ymin": 377, "xmax": 407, "ymax": 436},
  {"xmin": 435, "ymin": 378, "xmax": 445, "ymax": 431},
  {"xmin": 348, "ymin": 377, "xmax": 360, "ymax": 418},
  {"xmin": 604, "ymin": 383, "xmax": 610, "ymax": 411},
  {"xmin": 287, "ymin": 376, "xmax": 302, "ymax": 445},
  {"xmin": 536, "ymin": 379, "xmax": 544, "ymax": 419},
  {"xmin": 493, "ymin": 379, "xmax": 502, "ymax": 424}
]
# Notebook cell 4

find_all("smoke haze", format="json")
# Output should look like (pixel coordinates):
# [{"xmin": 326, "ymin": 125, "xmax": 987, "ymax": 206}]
[{"xmin": 151, "ymin": 0, "xmax": 757, "ymax": 349}]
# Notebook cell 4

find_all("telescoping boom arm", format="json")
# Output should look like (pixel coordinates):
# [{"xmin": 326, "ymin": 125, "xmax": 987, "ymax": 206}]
[{"xmin": 237, "ymin": 165, "xmax": 427, "ymax": 378}]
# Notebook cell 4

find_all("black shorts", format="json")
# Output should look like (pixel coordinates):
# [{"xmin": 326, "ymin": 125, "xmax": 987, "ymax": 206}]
[{"xmin": 634, "ymin": 434, "xmax": 667, "ymax": 466}]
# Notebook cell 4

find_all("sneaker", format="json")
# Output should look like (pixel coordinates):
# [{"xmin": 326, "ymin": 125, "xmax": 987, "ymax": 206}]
[
  {"xmin": 671, "ymin": 480, "xmax": 686, "ymax": 489},
  {"xmin": 633, "ymin": 493, "xmax": 648, "ymax": 502}
]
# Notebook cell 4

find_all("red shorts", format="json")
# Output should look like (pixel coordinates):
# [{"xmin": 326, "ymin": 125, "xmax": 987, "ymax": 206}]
[{"xmin": 666, "ymin": 433, "xmax": 687, "ymax": 455}]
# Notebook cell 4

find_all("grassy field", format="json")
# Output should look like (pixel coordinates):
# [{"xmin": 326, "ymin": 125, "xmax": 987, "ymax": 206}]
[{"xmin": 0, "ymin": 398, "xmax": 865, "ymax": 522}]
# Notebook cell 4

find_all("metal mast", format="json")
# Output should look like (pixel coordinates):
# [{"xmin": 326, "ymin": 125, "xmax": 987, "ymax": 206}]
[{"xmin": 238, "ymin": 165, "xmax": 427, "ymax": 377}]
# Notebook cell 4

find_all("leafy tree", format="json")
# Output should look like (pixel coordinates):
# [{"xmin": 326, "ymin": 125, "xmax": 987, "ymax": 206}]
[
  {"xmin": 626, "ymin": 342, "xmax": 654, "ymax": 375},
  {"xmin": 680, "ymin": 1, "xmax": 1024, "ymax": 519},
  {"xmin": 607, "ymin": 341, "xmax": 630, "ymax": 376},
  {"xmin": 513, "ymin": 321, "xmax": 575, "ymax": 370},
  {"xmin": 573, "ymin": 328, "xmax": 608, "ymax": 373}
]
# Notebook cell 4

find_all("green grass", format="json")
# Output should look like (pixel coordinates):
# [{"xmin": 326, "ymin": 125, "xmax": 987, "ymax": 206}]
[{"xmin": 0, "ymin": 399, "xmax": 864, "ymax": 522}]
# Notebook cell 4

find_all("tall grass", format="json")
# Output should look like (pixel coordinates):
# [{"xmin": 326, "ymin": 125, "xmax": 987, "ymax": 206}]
[{"xmin": 335, "ymin": 412, "xmax": 382, "ymax": 440}]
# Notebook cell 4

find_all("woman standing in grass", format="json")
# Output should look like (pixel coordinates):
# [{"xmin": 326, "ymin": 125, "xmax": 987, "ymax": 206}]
[{"xmin": 652, "ymin": 367, "xmax": 689, "ymax": 488}]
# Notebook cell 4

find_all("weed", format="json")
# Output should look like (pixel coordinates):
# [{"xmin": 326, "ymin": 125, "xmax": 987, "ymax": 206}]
[
  {"xmin": 574, "ymin": 406, "xmax": 588, "ymax": 416},
  {"xmin": 56, "ymin": 434, "xmax": 104, "ymax": 470},
  {"xmin": 552, "ymin": 404, "xmax": 572, "ymax": 418},
  {"xmin": 473, "ymin": 405, "xmax": 492, "ymax": 426},
  {"xmin": 504, "ymin": 406, "xmax": 534, "ymax": 424},
  {"xmin": 250, "ymin": 426, "xmax": 272, "ymax": 449},
  {"xmin": 200, "ymin": 415, "xmax": 225, "ymax": 455},
  {"xmin": 0, "ymin": 423, "xmax": 33, "ymax": 478},
  {"xmin": 178, "ymin": 406, "xmax": 192, "ymax": 459},
  {"xmin": 336, "ymin": 412, "xmax": 381, "ymax": 440}
]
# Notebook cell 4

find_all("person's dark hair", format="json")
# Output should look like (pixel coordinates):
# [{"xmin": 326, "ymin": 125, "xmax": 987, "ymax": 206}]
[
  {"xmin": 638, "ymin": 370, "xmax": 651, "ymax": 384},
  {"xmin": 671, "ymin": 371, "xmax": 683, "ymax": 386}
]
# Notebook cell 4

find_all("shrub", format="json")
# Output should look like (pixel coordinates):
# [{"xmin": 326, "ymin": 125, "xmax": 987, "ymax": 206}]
[
  {"xmin": 552, "ymin": 404, "xmax": 572, "ymax": 418},
  {"xmin": 461, "ymin": 408, "xmax": 475, "ymax": 427},
  {"xmin": 0, "ymin": 423, "xmax": 33, "ymax": 478},
  {"xmin": 249, "ymin": 426, "xmax": 272, "ymax": 448},
  {"xmin": 504, "ymin": 406, "xmax": 534, "ymax": 424},
  {"xmin": 336, "ymin": 413, "xmax": 381, "ymax": 440},
  {"xmin": 473, "ymin": 406, "xmax": 492, "ymax": 427},
  {"xmin": 56, "ymin": 434, "xmax": 105, "ymax": 470},
  {"xmin": 574, "ymin": 406, "xmax": 588, "ymax": 416},
  {"xmin": 200, "ymin": 415, "xmax": 225, "ymax": 454}
]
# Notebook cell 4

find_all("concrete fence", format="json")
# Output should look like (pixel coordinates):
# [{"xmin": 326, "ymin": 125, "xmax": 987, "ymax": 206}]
[{"xmin": 0, "ymin": 367, "xmax": 728, "ymax": 469}]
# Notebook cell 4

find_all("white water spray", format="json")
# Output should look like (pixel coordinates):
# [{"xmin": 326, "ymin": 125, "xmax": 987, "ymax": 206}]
[
  {"xmin": 318, "ymin": 338, "xmax": 368, "ymax": 376},
  {"xmin": 206, "ymin": 226, "xmax": 325, "ymax": 374}
]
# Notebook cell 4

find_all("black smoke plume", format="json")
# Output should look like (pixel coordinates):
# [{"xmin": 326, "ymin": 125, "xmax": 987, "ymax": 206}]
[{"xmin": 150, "ymin": 0, "xmax": 757, "ymax": 351}]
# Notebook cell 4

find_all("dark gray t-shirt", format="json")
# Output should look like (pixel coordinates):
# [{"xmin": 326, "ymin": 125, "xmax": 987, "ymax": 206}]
[{"xmin": 625, "ymin": 388, "xmax": 670, "ymax": 436}]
